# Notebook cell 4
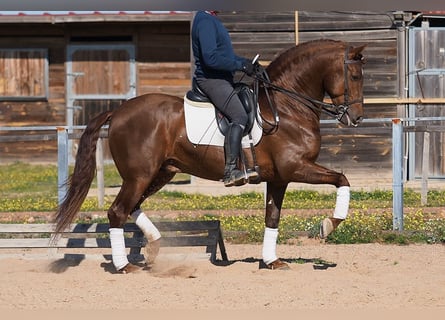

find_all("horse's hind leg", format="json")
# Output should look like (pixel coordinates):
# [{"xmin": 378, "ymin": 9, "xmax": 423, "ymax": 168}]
[
  {"xmin": 109, "ymin": 169, "xmax": 176, "ymax": 272},
  {"xmin": 130, "ymin": 170, "xmax": 176, "ymax": 266},
  {"xmin": 108, "ymin": 178, "xmax": 152, "ymax": 273}
]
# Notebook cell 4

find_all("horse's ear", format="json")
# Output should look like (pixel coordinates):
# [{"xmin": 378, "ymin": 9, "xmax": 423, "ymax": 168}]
[{"xmin": 350, "ymin": 44, "xmax": 367, "ymax": 63}]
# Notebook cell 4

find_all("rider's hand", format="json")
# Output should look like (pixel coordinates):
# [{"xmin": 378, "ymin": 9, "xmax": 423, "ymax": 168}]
[
  {"xmin": 242, "ymin": 59, "xmax": 265, "ymax": 78},
  {"xmin": 242, "ymin": 60, "xmax": 255, "ymax": 76},
  {"xmin": 254, "ymin": 62, "xmax": 265, "ymax": 77}
]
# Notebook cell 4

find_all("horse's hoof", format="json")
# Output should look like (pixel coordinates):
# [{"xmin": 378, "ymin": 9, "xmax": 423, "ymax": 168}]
[
  {"xmin": 118, "ymin": 263, "xmax": 141, "ymax": 274},
  {"xmin": 145, "ymin": 238, "xmax": 161, "ymax": 266},
  {"xmin": 266, "ymin": 259, "xmax": 290, "ymax": 270},
  {"xmin": 320, "ymin": 217, "xmax": 334, "ymax": 239}
]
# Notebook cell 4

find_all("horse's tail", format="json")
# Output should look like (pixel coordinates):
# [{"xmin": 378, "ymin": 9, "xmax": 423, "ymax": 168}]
[{"xmin": 53, "ymin": 111, "xmax": 113, "ymax": 234}]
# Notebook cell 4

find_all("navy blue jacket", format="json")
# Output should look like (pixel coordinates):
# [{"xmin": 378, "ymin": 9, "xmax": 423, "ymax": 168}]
[{"xmin": 192, "ymin": 11, "xmax": 247, "ymax": 80}]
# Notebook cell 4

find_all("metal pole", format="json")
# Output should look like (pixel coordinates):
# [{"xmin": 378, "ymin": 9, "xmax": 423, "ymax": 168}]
[
  {"xmin": 392, "ymin": 119, "xmax": 404, "ymax": 231},
  {"xmin": 57, "ymin": 127, "xmax": 69, "ymax": 206},
  {"xmin": 190, "ymin": 11, "xmax": 196, "ymax": 187},
  {"xmin": 421, "ymin": 131, "xmax": 430, "ymax": 205}
]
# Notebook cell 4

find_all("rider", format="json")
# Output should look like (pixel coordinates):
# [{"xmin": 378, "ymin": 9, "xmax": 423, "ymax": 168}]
[{"xmin": 191, "ymin": 10, "xmax": 260, "ymax": 187}]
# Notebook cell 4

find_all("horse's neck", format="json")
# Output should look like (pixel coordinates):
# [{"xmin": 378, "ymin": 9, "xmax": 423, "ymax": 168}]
[
  {"xmin": 265, "ymin": 69, "xmax": 325, "ymax": 117},
  {"xmin": 258, "ymin": 83, "xmax": 322, "ymax": 128}
]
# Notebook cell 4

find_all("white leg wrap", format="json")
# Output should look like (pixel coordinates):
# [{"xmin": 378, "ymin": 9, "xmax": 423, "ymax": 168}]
[
  {"xmin": 131, "ymin": 209, "xmax": 161, "ymax": 242},
  {"xmin": 333, "ymin": 186, "xmax": 350, "ymax": 220},
  {"xmin": 109, "ymin": 228, "xmax": 129, "ymax": 270},
  {"xmin": 262, "ymin": 227, "xmax": 278, "ymax": 265}
]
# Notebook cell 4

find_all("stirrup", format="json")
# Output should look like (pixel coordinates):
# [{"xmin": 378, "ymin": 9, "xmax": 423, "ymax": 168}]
[{"xmin": 246, "ymin": 168, "xmax": 260, "ymax": 184}]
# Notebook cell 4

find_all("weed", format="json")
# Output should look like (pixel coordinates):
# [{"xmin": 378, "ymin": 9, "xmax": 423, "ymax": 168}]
[{"xmin": 1, "ymin": 162, "xmax": 445, "ymax": 244}]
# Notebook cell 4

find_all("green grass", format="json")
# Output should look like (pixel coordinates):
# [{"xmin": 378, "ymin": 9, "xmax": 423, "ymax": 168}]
[{"xmin": 1, "ymin": 162, "xmax": 445, "ymax": 244}]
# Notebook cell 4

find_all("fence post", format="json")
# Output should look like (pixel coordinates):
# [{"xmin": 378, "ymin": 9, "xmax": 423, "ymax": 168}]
[
  {"xmin": 57, "ymin": 127, "xmax": 69, "ymax": 206},
  {"xmin": 421, "ymin": 131, "xmax": 430, "ymax": 206},
  {"xmin": 392, "ymin": 119, "xmax": 404, "ymax": 231}
]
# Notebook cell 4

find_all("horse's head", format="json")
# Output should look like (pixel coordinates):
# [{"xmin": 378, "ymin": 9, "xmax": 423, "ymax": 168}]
[{"xmin": 325, "ymin": 44, "xmax": 366, "ymax": 127}]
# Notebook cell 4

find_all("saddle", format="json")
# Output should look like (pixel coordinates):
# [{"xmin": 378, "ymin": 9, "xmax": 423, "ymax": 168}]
[
  {"xmin": 185, "ymin": 78, "xmax": 261, "ymax": 184},
  {"xmin": 186, "ymin": 78, "xmax": 256, "ymax": 137}
]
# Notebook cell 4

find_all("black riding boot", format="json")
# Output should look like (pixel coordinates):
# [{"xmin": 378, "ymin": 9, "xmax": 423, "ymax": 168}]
[{"xmin": 223, "ymin": 123, "xmax": 247, "ymax": 187}]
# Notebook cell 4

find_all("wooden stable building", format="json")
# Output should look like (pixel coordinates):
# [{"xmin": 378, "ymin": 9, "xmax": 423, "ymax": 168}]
[
  {"xmin": 0, "ymin": 11, "xmax": 444, "ymax": 181},
  {"xmin": 0, "ymin": 11, "xmax": 192, "ymax": 162}
]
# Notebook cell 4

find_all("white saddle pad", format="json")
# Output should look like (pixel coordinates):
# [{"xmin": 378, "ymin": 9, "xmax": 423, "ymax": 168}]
[{"xmin": 183, "ymin": 96, "xmax": 263, "ymax": 148}]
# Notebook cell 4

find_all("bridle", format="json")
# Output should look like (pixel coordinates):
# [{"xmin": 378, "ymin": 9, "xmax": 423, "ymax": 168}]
[
  {"xmin": 334, "ymin": 46, "xmax": 365, "ymax": 126},
  {"xmin": 252, "ymin": 46, "xmax": 365, "ymax": 133}
]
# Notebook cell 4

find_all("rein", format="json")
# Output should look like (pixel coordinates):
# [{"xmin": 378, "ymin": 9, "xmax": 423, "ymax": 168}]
[{"xmin": 253, "ymin": 46, "xmax": 364, "ymax": 132}]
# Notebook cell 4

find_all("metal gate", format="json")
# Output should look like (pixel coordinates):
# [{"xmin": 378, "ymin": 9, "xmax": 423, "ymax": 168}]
[
  {"xmin": 66, "ymin": 44, "xmax": 136, "ymax": 161},
  {"xmin": 408, "ymin": 27, "xmax": 445, "ymax": 179}
]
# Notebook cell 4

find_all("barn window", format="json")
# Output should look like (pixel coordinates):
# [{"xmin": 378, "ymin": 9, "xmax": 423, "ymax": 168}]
[{"xmin": 0, "ymin": 48, "xmax": 48, "ymax": 100}]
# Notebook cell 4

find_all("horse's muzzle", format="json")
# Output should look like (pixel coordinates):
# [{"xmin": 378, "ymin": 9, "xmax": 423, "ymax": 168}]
[
  {"xmin": 337, "ymin": 104, "xmax": 364, "ymax": 127},
  {"xmin": 350, "ymin": 115, "xmax": 363, "ymax": 127}
]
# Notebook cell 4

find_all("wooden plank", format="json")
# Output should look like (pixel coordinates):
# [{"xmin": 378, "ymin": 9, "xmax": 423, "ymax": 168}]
[
  {"xmin": 0, "ymin": 13, "xmax": 192, "ymax": 24},
  {"xmin": 0, "ymin": 134, "xmax": 57, "ymax": 142},
  {"xmin": 0, "ymin": 223, "xmax": 56, "ymax": 233},
  {"xmin": 0, "ymin": 221, "xmax": 221, "ymax": 233},
  {"xmin": 0, "ymin": 221, "xmax": 227, "ymax": 263},
  {"xmin": 161, "ymin": 235, "xmax": 216, "ymax": 247},
  {"xmin": 320, "ymin": 97, "xmax": 445, "ymax": 105},
  {"xmin": 0, "ymin": 235, "xmax": 218, "ymax": 249},
  {"xmin": 404, "ymin": 125, "xmax": 445, "ymax": 133},
  {"xmin": 219, "ymin": 12, "xmax": 296, "ymax": 32},
  {"xmin": 298, "ymin": 29, "xmax": 397, "ymax": 41},
  {"xmin": 155, "ymin": 220, "xmax": 221, "ymax": 232},
  {"xmin": 320, "ymin": 127, "xmax": 392, "ymax": 135},
  {"xmin": 230, "ymin": 32, "xmax": 296, "ymax": 43},
  {"xmin": 298, "ymin": 11, "xmax": 394, "ymax": 30},
  {"xmin": 0, "ymin": 237, "xmax": 140, "ymax": 248},
  {"xmin": 138, "ymin": 85, "xmax": 188, "ymax": 97},
  {"xmin": 140, "ymin": 79, "xmax": 189, "ymax": 86},
  {"xmin": 364, "ymin": 98, "xmax": 445, "ymax": 104},
  {"xmin": 0, "ymin": 234, "xmax": 219, "ymax": 249}
]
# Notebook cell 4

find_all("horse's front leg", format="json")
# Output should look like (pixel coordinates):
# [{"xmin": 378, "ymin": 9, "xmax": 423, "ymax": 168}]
[
  {"xmin": 295, "ymin": 162, "xmax": 351, "ymax": 239},
  {"xmin": 320, "ymin": 184, "xmax": 350, "ymax": 239},
  {"xmin": 263, "ymin": 182, "xmax": 290, "ymax": 270}
]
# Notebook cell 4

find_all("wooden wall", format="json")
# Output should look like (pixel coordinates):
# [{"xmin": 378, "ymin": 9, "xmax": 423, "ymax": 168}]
[
  {"xmin": 297, "ymin": 11, "xmax": 397, "ymax": 177},
  {"xmin": 219, "ymin": 11, "xmax": 398, "ymax": 178},
  {"xmin": 0, "ymin": 19, "xmax": 190, "ymax": 162},
  {"xmin": 0, "ymin": 12, "xmax": 400, "ymax": 178}
]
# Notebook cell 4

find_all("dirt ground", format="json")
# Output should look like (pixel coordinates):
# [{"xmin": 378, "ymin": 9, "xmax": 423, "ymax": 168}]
[
  {"xmin": 1, "ymin": 238, "xmax": 445, "ymax": 313},
  {"xmin": 1, "ymin": 210, "xmax": 445, "ymax": 318}
]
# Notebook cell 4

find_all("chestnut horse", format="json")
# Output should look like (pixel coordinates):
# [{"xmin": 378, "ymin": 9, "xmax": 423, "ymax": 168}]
[{"xmin": 54, "ymin": 39, "xmax": 366, "ymax": 272}]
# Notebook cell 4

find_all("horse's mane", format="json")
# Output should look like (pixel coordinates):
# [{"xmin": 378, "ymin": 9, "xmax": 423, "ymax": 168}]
[
  {"xmin": 270, "ymin": 39, "xmax": 344, "ymax": 66},
  {"xmin": 267, "ymin": 39, "xmax": 345, "ymax": 82}
]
